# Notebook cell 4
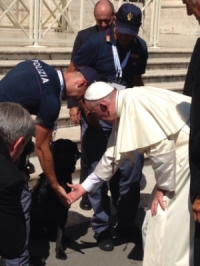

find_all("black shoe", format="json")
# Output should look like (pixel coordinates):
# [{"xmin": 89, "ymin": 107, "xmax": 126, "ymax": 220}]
[
  {"xmin": 94, "ymin": 229, "xmax": 114, "ymax": 251},
  {"xmin": 79, "ymin": 194, "xmax": 92, "ymax": 210},
  {"xmin": 115, "ymin": 224, "xmax": 143, "ymax": 245}
]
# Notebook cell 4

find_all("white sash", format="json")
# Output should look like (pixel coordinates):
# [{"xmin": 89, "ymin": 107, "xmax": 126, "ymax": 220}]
[{"xmin": 53, "ymin": 70, "xmax": 64, "ymax": 137}]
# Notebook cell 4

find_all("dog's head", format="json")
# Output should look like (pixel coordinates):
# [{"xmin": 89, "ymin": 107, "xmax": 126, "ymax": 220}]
[{"xmin": 51, "ymin": 139, "xmax": 80, "ymax": 182}]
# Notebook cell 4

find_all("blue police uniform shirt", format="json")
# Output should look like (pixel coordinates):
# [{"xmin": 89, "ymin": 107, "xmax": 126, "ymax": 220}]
[
  {"xmin": 0, "ymin": 60, "xmax": 63, "ymax": 130},
  {"xmin": 72, "ymin": 27, "xmax": 148, "ymax": 129},
  {"xmin": 71, "ymin": 25, "xmax": 99, "ymax": 60}
]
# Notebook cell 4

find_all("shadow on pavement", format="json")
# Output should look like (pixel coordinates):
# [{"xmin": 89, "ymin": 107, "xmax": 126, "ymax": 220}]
[
  {"xmin": 29, "ymin": 204, "xmax": 147, "ymax": 265},
  {"xmin": 29, "ymin": 238, "xmax": 50, "ymax": 266},
  {"xmin": 29, "ymin": 212, "xmax": 91, "ymax": 265}
]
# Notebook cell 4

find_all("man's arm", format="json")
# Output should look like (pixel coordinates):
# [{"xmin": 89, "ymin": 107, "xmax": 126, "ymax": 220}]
[{"xmin": 34, "ymin": 124, "xmax": 70, "ymax": 206}]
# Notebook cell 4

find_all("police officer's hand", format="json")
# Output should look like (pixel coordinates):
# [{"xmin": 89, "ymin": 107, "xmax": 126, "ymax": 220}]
[
  {"xmin": 193, "ymin": 196, "xmax": 200, "ymax": 223},
  {"xmin": 85, "ymin": 110, "xmax": 101, "ymax": 128},
  {"xmin": 69, "ymin": 107, "xmax": 80, "ymax": 126},
  {"xmin": 55, "ymin": 185, "xmax": 71, "ymax": 208}
]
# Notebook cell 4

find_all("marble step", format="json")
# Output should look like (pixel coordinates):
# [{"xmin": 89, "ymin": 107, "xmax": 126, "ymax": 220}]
[
  {"xmin": 0, "ymin": 57, "xmax": 191, "ymax": 74},
  {"xmin": 0, "ymin": 47, "xmax": 72, "ymax": 61},
  {"xmin": 0, "ymin": 60, "xmax": 70, "ymax": 74},
  {"xmin": 143, "ymin": 69, "xmax": 187, "ymax": 83},
  {"xmin": 147, "ymin": 47, "xmax": 193, "ymax": 58},
  {"xmin": 146, "ymin": 57, "xmax": 190, "ymax": 70},
  {"xmin": 145, "ymin": 81, "xmax": 184, "ymax": 93},
  {"xmin": 0, "ymin": 64, "xmax": 188, "ymax": 87},
  {"xmin": 0, "ymin": 46, "xmax": 193, "ymax": 60}
]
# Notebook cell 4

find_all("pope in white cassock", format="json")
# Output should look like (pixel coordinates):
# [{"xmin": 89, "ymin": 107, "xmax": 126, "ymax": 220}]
[{"xmin": 68, "ymin": 82, "xmax": 194, "ymax": 266}]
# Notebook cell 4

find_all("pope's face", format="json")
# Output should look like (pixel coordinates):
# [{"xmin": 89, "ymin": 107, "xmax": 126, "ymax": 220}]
[
  {"xmin": 85, "ymin": 100, "xmax": 116, "ymax": 123},
  {"xmin": 182, "ymin": 0, "xmax": 200, "ymax": 23}
]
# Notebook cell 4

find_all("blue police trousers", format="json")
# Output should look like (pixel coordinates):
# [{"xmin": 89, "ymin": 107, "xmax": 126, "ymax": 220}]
[{"xmin": 81, "ymin": 122, "xmax": 144, "ymax": 234}]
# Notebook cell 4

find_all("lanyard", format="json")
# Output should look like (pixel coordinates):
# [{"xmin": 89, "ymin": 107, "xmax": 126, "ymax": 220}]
[
  {"xmin": 53, "ymin": 70, "xmax": 64, "ymax": 138},
  {"xmin": 112, "ymin": 45, "xmax": 131, "ymax": 80}
]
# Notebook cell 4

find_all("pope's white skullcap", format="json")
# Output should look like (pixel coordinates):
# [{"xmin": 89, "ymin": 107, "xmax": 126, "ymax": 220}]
[{"xmin": 84, "ymin": 81, "xmax": 114, "ymax": 101}]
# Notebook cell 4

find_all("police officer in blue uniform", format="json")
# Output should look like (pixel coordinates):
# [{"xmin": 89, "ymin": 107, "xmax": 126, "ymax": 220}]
[
  {"xmin": 68, "ymin": 3, "xmax": 148, "ymax": 251},
  {"xmin": 0, "ymin": 60, "xmax": 98, "ymax": 264},
  {"xmin": 69, "ymin": 0, "xmax": 116, "ymax": 211},
  {"xmin": 0, "ymin": 60, "xmax": 98, "ymax": 205}
]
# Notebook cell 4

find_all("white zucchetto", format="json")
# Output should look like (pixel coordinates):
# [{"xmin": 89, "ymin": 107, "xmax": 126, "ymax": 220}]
[{"xmin": 84, "ymin": 82, "xmax": 114, "ymax": 101}]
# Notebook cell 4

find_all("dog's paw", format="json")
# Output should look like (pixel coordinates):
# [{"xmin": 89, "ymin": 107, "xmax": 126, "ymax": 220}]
[{"xmin": 56, "ymin": 251, "xmax": 67, "ymax": 260}]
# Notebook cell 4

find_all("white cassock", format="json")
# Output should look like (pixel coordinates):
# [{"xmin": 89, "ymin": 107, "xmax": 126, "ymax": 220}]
[{"xmin": 83, "ymin": 86, "xmax": 194, "ymax": 266}]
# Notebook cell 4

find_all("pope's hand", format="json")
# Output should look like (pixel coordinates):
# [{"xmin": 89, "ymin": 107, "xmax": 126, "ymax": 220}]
[
  {"xmin": 151, "ymin": 188, "xmax": 166, "ymax": 216},
  {"xmin": 67, "ymin": 183, "xmax": 87, "ymax": 203},
  {"xmin": 192, "ymin": 196, "xmax": 200, "ymax": 223}
]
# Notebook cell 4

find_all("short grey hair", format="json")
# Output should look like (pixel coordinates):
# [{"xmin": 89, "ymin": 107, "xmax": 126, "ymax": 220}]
[{"xmin": 0, "ymin": 102, "xmax": 35, "ymax": 145}]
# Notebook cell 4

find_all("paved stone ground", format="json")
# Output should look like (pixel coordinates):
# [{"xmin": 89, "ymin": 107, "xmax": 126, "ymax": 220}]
[
  {"xmin": 28, "ymin": 159, "xmax": 200, "ymax": 266},
  {"xmin": 29, "ymin": 164, "xmax": 155, "ymax": 266}
]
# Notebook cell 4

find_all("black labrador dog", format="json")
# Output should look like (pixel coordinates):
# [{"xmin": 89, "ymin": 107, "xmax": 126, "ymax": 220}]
[{"xmin": 30, "ymin": 139, "xmax": 80, "ymax": 260}]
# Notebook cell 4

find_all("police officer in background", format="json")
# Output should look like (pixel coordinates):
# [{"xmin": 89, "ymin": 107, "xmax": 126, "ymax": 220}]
[
  {"xmin": 69, "ymin": 0, "xmax": 115, "ymax": 211},
  {"xmin": 68, "ymin": 3, "xmax": 148, "ymax": 251}
]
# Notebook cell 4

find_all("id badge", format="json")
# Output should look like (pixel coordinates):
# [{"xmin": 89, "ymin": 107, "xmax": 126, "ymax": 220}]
[{"xmin": 111, "ymin": 82, "xmax": 126, "ymax": 91}]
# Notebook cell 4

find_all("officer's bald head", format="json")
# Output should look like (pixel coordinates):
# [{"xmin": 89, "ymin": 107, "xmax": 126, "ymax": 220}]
[{"xmin": 94, "ymin": 0, "xmax": 115, "ymax": 31}]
